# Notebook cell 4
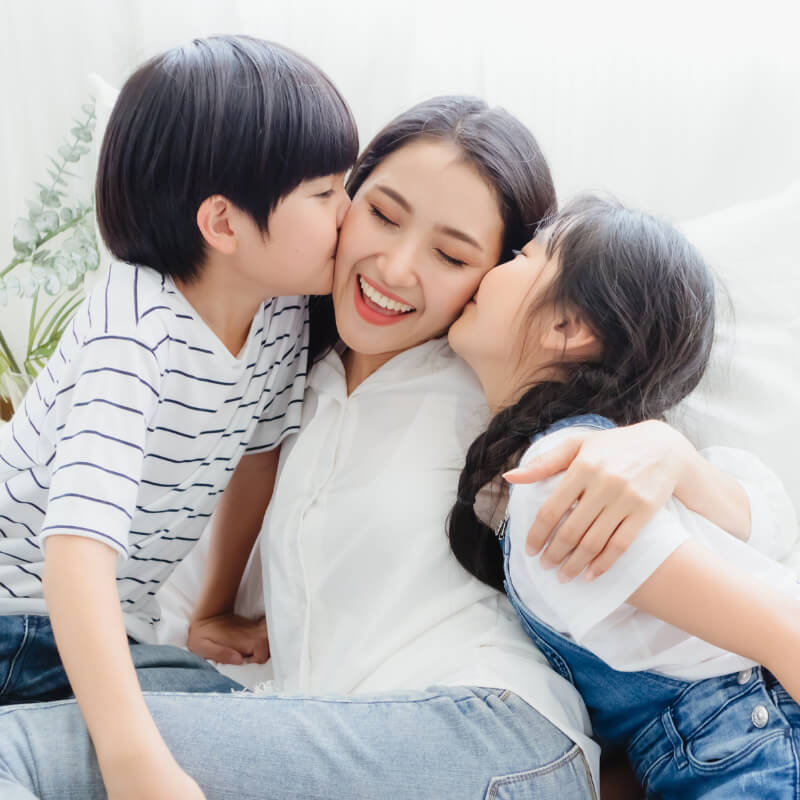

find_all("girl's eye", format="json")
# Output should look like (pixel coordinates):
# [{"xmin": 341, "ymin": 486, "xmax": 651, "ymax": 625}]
[
  {"xmin": 370, "ymin": 205, "xmax": 397, "ymax": 226},
  {"xmin": 436, "ymin": 249, "xmax": 466, "ymax": 268},
  {"xmin": 511, "ymin": 249, "xmax": 524, "ymax": 258}
]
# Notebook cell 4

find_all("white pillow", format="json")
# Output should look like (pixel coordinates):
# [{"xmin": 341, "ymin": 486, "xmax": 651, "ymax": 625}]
[{"xmin": 672, "ymin": 181, "xmax": 800, "ymax": 519}]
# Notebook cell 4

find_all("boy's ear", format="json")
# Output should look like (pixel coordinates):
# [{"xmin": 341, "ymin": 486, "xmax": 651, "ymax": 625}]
[
  {"xmin": 196, "ymin": 195, "xmax": 237, "ymax": 255},
  {"xmin": 540, "ymin": 308, "xmax": 599, "ymax": 359}
]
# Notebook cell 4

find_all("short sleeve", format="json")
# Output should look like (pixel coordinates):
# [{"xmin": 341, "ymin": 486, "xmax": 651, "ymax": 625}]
[
  {"xmin": 40, "ymin": 333, "xmax": 162, "ymax": 557},
  {"xmin": 699, "ymin": 446, "xmax": 799, "ymax": 562},
  {"xmin": 245, "ymin": 301, "xmax": 310, "ymax": 455},
  {"xmin": 507, "ymin": 428, "xmax": 691, "ymax": 643}
]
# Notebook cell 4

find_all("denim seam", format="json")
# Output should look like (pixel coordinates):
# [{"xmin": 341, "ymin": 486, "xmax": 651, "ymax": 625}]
[
  {"xmin": 679, "ymin": 683, "xmax": 762, "ymax": 743},
  {"xmin": 639, "ymin": 750, "xmax": 671, "ymax": 790},
  {"xmin": 685, "ymin": 731, "xmax": 787, "ymax": 773},
  {"xmin": 484, "ymin": 744, "xmax": 595, "ymax": 799},
  {"xmin": 0, "ymin": 616, "xmax": 32, "ymax": 696}
]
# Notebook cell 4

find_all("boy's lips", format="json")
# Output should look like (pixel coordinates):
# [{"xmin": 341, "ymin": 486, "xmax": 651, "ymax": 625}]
[{"xmin": 353, "ymin": 275, "xmax": 416, "ymax": 326}]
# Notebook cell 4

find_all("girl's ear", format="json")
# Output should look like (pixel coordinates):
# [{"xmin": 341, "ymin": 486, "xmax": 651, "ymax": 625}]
[
  {"xmin": 196, "ymin": 195, "xmax": 237, "ymax": 255},
  {"xmin": 540, "ymin": 308, "xmax": 599, "ymax": 359}
]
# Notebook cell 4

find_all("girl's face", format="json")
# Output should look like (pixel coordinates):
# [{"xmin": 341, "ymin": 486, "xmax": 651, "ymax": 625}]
[
  {"xmin": 448, "ymin": 236, "xmax": 562, "ymax": 400},
  {"xmin": 331, "ymin": 140, "xmax": 504, "ymax": 362}
]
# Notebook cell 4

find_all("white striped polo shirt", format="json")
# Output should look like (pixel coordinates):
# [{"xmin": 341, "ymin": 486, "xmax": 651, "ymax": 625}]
[{"xmin": 0, "ymin": 262, "xmax": 308, "ymax": 637}]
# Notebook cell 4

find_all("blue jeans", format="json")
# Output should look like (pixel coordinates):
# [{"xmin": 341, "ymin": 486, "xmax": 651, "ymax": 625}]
[
  {"xmin": 0, "ymin": 614, "xmax": 244, "ymax": 702},
  {"xmin": 501, "ymin": 416, "xmax": 800, "ymax": 798},
  {"xmin": 0, "ymin": 685, "xmax": 595, "ymax": 799}
]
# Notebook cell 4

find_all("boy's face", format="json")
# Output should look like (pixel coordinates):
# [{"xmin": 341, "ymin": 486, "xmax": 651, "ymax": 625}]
[{"xmin": 235, "ymin": 173, "xmax": 350, "ymax": 297}]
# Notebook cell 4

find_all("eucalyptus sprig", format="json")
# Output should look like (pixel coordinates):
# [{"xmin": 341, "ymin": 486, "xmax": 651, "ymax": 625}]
[{"xmin": 0, "ymin": 99, "xmax": 100, "ymax": 415}]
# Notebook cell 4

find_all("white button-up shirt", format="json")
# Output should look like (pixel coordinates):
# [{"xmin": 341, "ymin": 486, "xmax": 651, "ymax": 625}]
[{"xmin": 258, "ymin": 338, "xmax": 600, "ymax": 779}]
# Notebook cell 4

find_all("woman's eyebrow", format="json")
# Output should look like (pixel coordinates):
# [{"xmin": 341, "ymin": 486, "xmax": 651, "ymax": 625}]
[
  {"xmin": 434, "ymin": 225, "xmax": 483, "ymax": 252},
  {"xmin": 376, "ymin": 185, "xmax": 412, "ymax": 212}
]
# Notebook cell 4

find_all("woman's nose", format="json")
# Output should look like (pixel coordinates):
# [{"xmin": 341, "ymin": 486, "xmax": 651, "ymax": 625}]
[{"xmin": 377, "ymin": 246, "xmax": 417, "ymax": 288}]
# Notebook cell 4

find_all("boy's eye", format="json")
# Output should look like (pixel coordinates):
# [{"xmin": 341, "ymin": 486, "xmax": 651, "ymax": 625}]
[
  {"xmin": 370, "ymin": 205, "xmax": 397, "ymax": 226},
  {"xmin": 436, "ymin": 249, "xmax": 466, "ymax": 268},
  {"xmin": 316, "ymin": 189, "xmax": 334, "ymax": 199}
]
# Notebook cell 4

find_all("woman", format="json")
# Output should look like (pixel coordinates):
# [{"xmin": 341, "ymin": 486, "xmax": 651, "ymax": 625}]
[{"xmin": 0, "ymin": 98, "xmax": 788, "ymax": 800}]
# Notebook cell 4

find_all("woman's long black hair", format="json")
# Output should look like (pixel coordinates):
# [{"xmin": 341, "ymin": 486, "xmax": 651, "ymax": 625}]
[
  {"xmin": 308, "ymin": 95, "xmax": 556, "ymax": 362},
  {"xmin": 448, "ymin": 195, "xmax": 717, "ymax": 591}
]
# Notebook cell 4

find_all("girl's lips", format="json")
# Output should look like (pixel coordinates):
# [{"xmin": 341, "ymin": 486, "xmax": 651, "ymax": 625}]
[{"xmin": 353, "ymin": 277, "xmax": 414, "ymax": 326}]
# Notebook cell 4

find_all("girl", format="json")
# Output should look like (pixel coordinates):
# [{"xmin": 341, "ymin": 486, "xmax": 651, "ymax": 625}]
[{"xmin": 448, "ymin": 194, "xmax": 800, "ymax": 799}]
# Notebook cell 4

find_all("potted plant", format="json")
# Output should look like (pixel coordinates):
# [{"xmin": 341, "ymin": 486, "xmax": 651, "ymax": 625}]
[{"xmin": 0, "ymin": 100, "xmax": 100, "ymax": 422}]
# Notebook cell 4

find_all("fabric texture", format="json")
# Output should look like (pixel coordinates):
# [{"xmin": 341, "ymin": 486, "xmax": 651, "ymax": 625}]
[{"xmin": 0, "ymin": 685, "xmax": 595, "ymax": 799}]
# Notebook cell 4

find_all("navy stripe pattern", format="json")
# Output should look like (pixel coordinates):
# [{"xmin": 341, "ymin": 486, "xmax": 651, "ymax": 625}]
[{"xmin": 0, "ymin": 262, "xmax": 308, "ymax": 628}]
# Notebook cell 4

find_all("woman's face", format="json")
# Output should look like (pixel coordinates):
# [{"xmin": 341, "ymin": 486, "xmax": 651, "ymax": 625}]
[{"xmin": 331, "ymin": 139, "xmax": 504, "ymax": 361}]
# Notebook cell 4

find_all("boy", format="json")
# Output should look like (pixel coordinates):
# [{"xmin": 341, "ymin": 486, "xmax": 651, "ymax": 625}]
[{"xmin": 0, "ymin": 35, "xmax": 356, "ymax": 797}]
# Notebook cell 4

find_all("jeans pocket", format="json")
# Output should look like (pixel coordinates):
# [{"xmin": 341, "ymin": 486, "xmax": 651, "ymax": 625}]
[
  {"xmin": 681, "ymin": 689, "xmax": 790, "ymax": 771},
  {"xmin": 485, "ymin": 744, "xmax": 597, "ymax": 800}
]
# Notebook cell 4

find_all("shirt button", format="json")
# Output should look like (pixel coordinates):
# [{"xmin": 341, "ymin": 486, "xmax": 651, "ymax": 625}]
[
  {"xmin": 751, "ymin": 705, "xmax": 769, "ymax": 728},
  {"xmin": 737, "ymin": 668, "xmax": 753, "ymax": 685}
]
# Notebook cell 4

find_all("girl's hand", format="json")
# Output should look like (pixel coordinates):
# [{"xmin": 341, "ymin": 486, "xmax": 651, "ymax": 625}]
[
  {"xmin": 504, "ymin": 420, "xmax": 693, "ymax": 581},
  {"xmin": 187, "ymin": 613, "xmax": 270, "ymax": 665}
]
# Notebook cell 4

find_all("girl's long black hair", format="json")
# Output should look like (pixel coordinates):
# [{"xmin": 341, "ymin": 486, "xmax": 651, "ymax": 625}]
[
  {"xmin": 448, "ymin": 195, "xmax": 717, "ymax": 591},
  {"xmin": 308, "ymin": 95, "xmax": 556, "ymax": 362}
]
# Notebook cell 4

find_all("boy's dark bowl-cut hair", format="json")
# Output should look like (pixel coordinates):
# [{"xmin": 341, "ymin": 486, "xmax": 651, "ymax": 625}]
[{"xmin": 96, "ymin": 35, "xmax": 359, "ymax": 282}]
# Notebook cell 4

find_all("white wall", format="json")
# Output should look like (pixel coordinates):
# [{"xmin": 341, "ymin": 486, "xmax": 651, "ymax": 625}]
[{"xmin": 2, "ymin": 0, "xmax": 799, "ymax": 353}]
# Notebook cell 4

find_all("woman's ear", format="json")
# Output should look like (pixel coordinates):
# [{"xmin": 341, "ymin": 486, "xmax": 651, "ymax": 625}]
[
  {"xmin": 540, "ymin": 308, "xmax": 599, "ymax": 359},
  {"xmin": 196, "ymin": 195, "xmax": 237, "ymax": 255}
]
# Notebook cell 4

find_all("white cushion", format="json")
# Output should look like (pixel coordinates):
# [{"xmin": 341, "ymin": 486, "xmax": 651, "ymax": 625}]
[{"xmin": 672, "ymin": 181, "xmax": 800, "ymax": 518}]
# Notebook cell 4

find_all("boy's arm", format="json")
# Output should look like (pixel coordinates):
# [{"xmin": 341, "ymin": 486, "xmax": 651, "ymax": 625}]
[
  {"xmin": 44, "ymin": 535, "xmax": 205, "ymax": 799},
  {"xmin": 629, "ymin": 539, "xmax": 800, "ymax": 703},
  {"xmin": 187, "ymin": 448, "xmax": 279, "ymax": 664}
]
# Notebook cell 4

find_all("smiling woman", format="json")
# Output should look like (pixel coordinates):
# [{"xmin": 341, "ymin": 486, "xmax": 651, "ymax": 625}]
[{"xmin": 333, "ymin": 139, "xmax": 505, "ymax": 390}]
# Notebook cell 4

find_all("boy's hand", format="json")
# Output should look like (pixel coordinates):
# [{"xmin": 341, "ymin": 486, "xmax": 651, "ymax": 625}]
[
  {"xmin": 104, "ymin": 747, "xmax": 206, "ymax": 800},
  {"xmin": 187, "ymin": 613, "xmax": 269, "ymax": 665}
]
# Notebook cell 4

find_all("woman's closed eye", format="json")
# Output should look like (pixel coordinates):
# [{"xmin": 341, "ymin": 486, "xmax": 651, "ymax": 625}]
[
  {"xmin": 436, "ymin": 249, "xmax": 466, "ymax": 268},
  {"xmin": 370, "ymin": 205, "xmax": 397, "ymax": 226}
]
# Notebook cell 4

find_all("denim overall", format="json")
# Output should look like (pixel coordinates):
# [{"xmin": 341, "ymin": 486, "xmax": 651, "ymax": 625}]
[{"xmin": 501, "ymin": 415, "xmax": 800, "ymax": 799}]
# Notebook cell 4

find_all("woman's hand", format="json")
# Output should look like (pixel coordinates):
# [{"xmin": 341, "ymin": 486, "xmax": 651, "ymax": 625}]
[
  {"xmin": 503, "ymin": 420, "xmax": 694, "ymax": 581},
  {"xmin": 187, "ymin": 613, "xmax": 270, "ymax": 665}
]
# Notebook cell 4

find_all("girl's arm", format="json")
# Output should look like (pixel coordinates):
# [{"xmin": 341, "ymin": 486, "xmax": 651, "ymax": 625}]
[
  {"xmin": 629, "ymin": 538, "xmax": 800, "ymax": 703},
  {"xmin": 186, "ymin": 448, "xmax": 279, "ymax": 664},
  {"xmin": 44, "ymin": 536, "xmax": 205, "ymax": 799},
  {"xmin": 505, "ymin": 420, "xmax": 794, "ymax": 580}
]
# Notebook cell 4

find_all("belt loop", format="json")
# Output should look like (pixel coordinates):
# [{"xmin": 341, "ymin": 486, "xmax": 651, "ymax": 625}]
[{"xmin": 661, "ymin": 708, "xmax": 688, "ymax": 770}]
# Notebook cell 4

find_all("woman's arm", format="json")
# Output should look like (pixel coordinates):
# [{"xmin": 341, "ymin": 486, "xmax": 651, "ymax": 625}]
[
  {"xmin": 187, "ymin": 448, "xmax": 278, "ymax": 664},
  {"xmin": 504, "ymin": 420, "xmax": 757, "ymax": 580},
  {"xmin": 629, "ymin": 538, "xmax": 800, "ymax": 703}
]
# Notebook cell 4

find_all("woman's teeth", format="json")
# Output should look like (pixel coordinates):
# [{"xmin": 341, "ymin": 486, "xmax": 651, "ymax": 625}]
[{"xmin": 359, "ymin": 276, "xmax": 415, "ymax": 313}]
